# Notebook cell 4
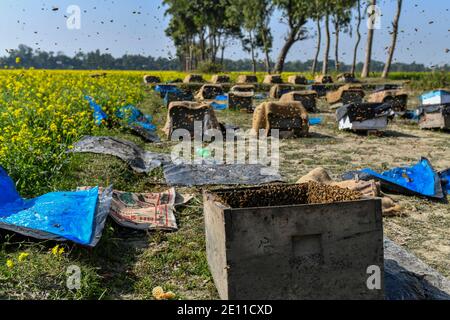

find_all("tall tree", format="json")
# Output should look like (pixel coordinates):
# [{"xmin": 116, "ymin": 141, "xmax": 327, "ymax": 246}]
[
  {"xmin": 361, "ymin": 0, "xmax": 377, "ymax": 78},
  {"xmin": 229, "ymin": 0, "xmax": 274, "ymax": 73},
  {"xmin": 351, "ymin": 0, "xmax": 362, "ymax": 74},
  {"xmin": 164, "ymin": 0, "xmax": 241, "ymax": 70},
  {"xmin": 273, "ymin": 0, "xmax": 312, "ymax": 73},
  {"xmin": 311, "ymin": 18, "xmax": 322, "ymax": 74},
  {"xmin": 322, "ymin": 13, "xmax": 331, "ymax": 74},
  {"xmin": 332, "ymin": 0, "xmax": 354, "ymax": 72},
  {"xmin": 382, "ymin": 0, "xmax": 403, "ymax": 78},
  {"xmin": 311, "ymin": 0, "xmax": 326, "ymax": 74}
]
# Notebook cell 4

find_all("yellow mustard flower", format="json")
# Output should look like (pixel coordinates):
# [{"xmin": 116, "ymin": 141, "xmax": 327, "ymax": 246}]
[
  {"xmin": 6, "ymin": 259, "xmax": 14, "ymax": 268},
  {"xmin": 18, "ymin": 252, "xmax": 29, "ymax": 262}
]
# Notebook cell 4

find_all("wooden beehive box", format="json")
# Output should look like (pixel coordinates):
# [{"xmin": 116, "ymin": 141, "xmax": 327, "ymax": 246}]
[
  {"xmin": 419, "ymin": 105, "xmax": 450, "ymax": 130},
  {"xmin": 203, "ymin": 184, "xmax": 384, "ymax": 300}
]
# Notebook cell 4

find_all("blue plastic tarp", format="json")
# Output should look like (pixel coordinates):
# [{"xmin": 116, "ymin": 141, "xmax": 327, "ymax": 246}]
[
  {"xmin": 155, "ymin": 85, "xmax": 181, "ymax": 98},
  {"xmin": 116, "ymin": 105, "xmax": 156, "ymax": 132},
  {"xmin": 86, "ymin": 96, "xmax": 108, "ymax": 126},
  {"xmin": 211, "ymin": 101, "xmax": 227, "ymax": 110},
  {"xmin": 215, "ymin": 95, "xmax": 228, "ymax": 101},
  {"xmin": 0, "ymin": 167, "xmax": 111, "ymax": 246},
  {"xmin": 360, "ymin": 158, "xmax": 444, "ymax": 199},
  {"xmin": 440, "ymin": 169, "xmax": 450, "ymax": 195},
  {"xmin": 309, "ymin": 118, "xmax": 322, "ymax": 126}
]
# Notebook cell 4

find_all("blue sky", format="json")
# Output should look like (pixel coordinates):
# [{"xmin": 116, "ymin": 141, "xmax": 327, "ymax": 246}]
[{"xmin": 0, "ymin": 0, "xmax": 449, "ymax": 66}]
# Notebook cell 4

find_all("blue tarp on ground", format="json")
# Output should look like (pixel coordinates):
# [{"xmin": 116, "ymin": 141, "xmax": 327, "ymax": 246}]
[
  {"xmin": 309, "ymin": 118, "xmax": 322, "ymax": 126},
  {"xmin": 0, "ymin": 167, "xmax": 109, "ymax": 246},
  {"xmin": 359, "ymin": 158, "xmax": 444, "ymax": 199},
  {"xmin": 211, "ymin": 101, "xmax": 227, "ymax": 110},
  {"xmin": 440, "ymin": 169, "xmax": 450, "ymax": 194},
  {"xmin": 155, "ymin": 85, "xmax": 181, "ymax": 98},
  {"xmin": 86, "ymin": 96, "xmax": 108, "ymax": 125},
  {"xmin": 116, "ymin": 105, "xmax": 156, "ymax": 132}
]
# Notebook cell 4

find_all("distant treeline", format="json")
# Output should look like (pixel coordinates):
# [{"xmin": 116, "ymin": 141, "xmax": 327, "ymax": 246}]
[{"xmin": 1, "ymin": 45, "xmax": 447, "ymax": 72}]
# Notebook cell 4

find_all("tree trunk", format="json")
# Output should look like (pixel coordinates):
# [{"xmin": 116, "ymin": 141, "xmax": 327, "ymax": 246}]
[
  {"xmin": 261, "ymin": 29, "xmax": 272, "ymax": 74},
  {"xmin": 311, "ymin": 17, "xmax": 321, "ymax": 74},
  {"xmin": 274, "ymin": 32, "xmax": 296, "ymax": 74},
  {"xmin": 220, "ymin": 44, "xmax": 225, "ymax": 66},
  {"xmin": 361, "ymin": 0, "xmax": 377, "ymax": 78},
  {"xmin": 382, "ymin": 0, "xmax": 402, "ymax": 78},
  {"xmin": 351, "ymin": 0, "xmax": 362, "ymax": 74},
  {"xmin": 200, "ymin": 30, "xmax": 206, "ymax": 62},
  {"xmin": 249, "ymin": 31, "xmax": 257, "ymax": 73},
  {"xmin": 334, "ymin": 20, "xmax": 340, "ymax": 72},
  {"xmin": 322, "ymin": 15, "xmax": 331, "ymax": 75}
]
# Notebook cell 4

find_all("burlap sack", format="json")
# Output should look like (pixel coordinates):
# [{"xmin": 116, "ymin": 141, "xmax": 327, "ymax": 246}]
[
  {"xmin": 326, "ymin": 84, "xmax": 365, "ymax": 104},
  {"xmin": 287, "ymin": 75, "xmax": 308, "ymax": 85},
  {"xmin": 269, "ymin": 84, "xmax": 294, "ymax": 99},
  {"xmin": 183, "ymin": 74, "xmax": 205, "ymax": 84},
  {"xmin": 163, "ymin": 101, "xmax": 220, "ymax": 138},
  {"xmin": 367, "ymin": 90, "xmax": 408, "ymax": 112},
  {"xmin": 211, "ymin": 75, "xmax": 230, "ymax": 84},
  {"xmin": 279, "ymin": 90, "xmax": 318, "ymax": 112},
  {"xmin": 297, "ymin": 167, "xmax": 333, "ymax": 184},
  {"xmin": 237, "ymin": 75, "xmax": 258, "ymax": 84},
  {"xmin": 296, "ymin": 167, "xmax": 402, "ymax": 215},
  {"xmin": 337, "ymin": 73, "xmax": 356, "ymax": 83},
  {"xmin": 143, "ymin": 75, "xmax": 161, "ymax": 84},
  {"xmin": 228, "ymin": 92, "xmax": 253, "ymax": 111},
  {"xmin": 263, "ymin": 74, "xmax": 283, "ymax": 84},
  {"xmin": 230, "ymin": 85, "xmax": 255, "ymax": 93},
  {"xmin": 315, "ymin": 74, "xmax": 333, "ymax": 84},
  {"xmin": 195, "ymin": 84, "xmax": 224, "ymax": 101},
  {"xmin": 252, "ymin": 101, "xmax": 309, "ymax": 138}
]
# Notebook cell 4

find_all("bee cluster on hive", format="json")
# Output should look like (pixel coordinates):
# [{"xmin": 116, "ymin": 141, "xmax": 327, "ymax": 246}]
[{"xmin": 215, "ymin": 182, "xmax": 362, "ymax": 208}]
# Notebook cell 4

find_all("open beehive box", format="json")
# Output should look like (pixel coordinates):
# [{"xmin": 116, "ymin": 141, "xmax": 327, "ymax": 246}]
[{"xmin": 203, "ymin": 182, "xmax": 384, "ymax": 300}]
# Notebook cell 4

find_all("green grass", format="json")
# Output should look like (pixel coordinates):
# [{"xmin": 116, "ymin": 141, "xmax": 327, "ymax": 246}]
[{"xmin": 0, "ymin": 89, "xmax": 217, "ymax": 300}]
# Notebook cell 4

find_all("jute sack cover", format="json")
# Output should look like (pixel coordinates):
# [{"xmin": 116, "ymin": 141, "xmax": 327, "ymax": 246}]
[
  {"xmin": 297, "ymin": 167, "xmax": 402, "ymax": 216},
  {"xmin": 367, "ymin": 90, "xmax": 409, "ymax": 111},
  {"xmin": 326, "ymin": 84, "xmax": 365, "ymax": 104},
  {"xmin": 228, "ymin": 92, "xmax": 253, "ymax": 111},
  {"xmin": 143, "ymin": 75, "xmax": 161, "ymax": 84},
  {"xmin": 263, "ymin": 74, "xmax": 283, "ymax": 84},
  {"xmin": 337, "ymin": 73, "xmax": 356, "ymax": 83},
  {"xmin": 287, "ymin": 75, "xmax": 308, "ymax": 85},
  {"xmin": 230, "ymin": 85, "xmax": 255, "ymax": 93},
  {"xmin": 269, "ymin": 84, "xmax": 294, "ymax": 99},
  {"xmin": 279, "ymin": 90, "xmax": 318, "ymax": 112},
  {"xmin": 236, "ymin": 74, "xmax": 258, "ymax": 84},
  {"xmin": 252, "ymin": 101, "xmax": 309, "ymax": 137},
  {"xmin": 183, "ymin": 74, "xmax": 205, "ymax": 84},
  {"xmin": 195, "ymin": 84, "xmax": 224, "ymax": 101},
  {"xmin": 211, "ymin": 75, "xmax": 230, "ymax": 84},
  {"xmin": 163, "ymin": 101, "xmax": 220, "ymax": 138},
  {"xmin": 315, "ymin": 74, "xmax": 334, "ymax": 84}
]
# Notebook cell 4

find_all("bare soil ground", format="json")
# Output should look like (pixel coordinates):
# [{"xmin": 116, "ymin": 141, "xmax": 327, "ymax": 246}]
[{"xmin": 216, "ymin": 94, "xmax": 450, "ymax": 277}]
